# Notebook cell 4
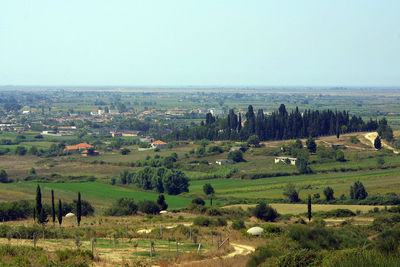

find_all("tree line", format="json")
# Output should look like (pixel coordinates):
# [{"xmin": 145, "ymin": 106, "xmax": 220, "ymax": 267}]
[{"xmin": 167, "ymin": 104, "xmax": 379, "ymax": 141}]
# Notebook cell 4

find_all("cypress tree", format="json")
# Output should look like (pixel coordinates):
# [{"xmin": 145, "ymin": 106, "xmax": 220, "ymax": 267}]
[
  {"xmin": 374, "ymin": 136, "xmax": 382, "ymax": 149},
  {"xmin": 35, "ymin": 185, "xmax": 42, "ymax": 222},
  {"xmin": 77, "ymin": 192, "xmax": 82, "ymax": 226},
  {"xmin": 307, "ymin": 194, "xmax": 312, "ymax": 222},
  {"xmin": 51, "ymin": 189, "xmax": 55, "ymax": 224},
  {"xmin": 58, "ymin": 199, "xmax": 63, "ymax": 227},
  {"xmin": 33, "ymin": 207, "xmax": 36, "ymax": 222},
  {"xmin": 238, "ymin": 113, "xmax": 242, "ymax": 132}
]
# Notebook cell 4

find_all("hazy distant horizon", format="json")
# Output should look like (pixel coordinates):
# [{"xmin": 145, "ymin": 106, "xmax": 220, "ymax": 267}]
[{"xmin": 1, "ymin": 1, "xmax": 400, "ymax": 87}]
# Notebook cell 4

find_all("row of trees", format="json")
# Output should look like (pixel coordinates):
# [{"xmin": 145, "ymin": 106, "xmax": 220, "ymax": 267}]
[
  {"xmin": 105, "ymin": 195, "xmax": 168, "ymax": 216},
  {"xmin": 34, "ymin": 185, "xmax": 87, "ymax": 227},
  {"xmin": 168, "ymin": 104, "xmax": 379, "ymax": 141},
  {"xmin": 283, "ymin": 181, "xmax": 368, "ymax": 203},
  {"xmin": 120, "ymin": 167, "xmax": 189, "ymax": 195}
]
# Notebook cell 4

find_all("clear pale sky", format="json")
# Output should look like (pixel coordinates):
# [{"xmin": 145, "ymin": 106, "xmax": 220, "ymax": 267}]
[{"xmin": 1, "ymin": 0, "xmax": 399, "ymax": 87}]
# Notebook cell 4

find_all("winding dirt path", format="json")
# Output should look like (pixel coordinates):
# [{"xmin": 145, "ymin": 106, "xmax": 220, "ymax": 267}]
[
  {"xmin": 364, "ymin": 132, "xmax": 398, "ymax": 154},
  {"xmin": 222, "ymin": 242, "xmax": 255, "ymax": 259}
]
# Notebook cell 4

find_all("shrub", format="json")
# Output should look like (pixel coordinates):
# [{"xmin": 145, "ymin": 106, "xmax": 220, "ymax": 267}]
[
  {"xmin": 349, "ymin": 136, "xmax": 360, "ymax": 144},
  {"xmin": 246, "ymin": 246, "xmax": 281, "ymax": 267},
  {"xmin": 191, "ymin": 198, "xmax": 205, "ymax": 206},
  {"xmin": 283, "ymin": 183, "xmax": 300, "ymax": 203},
  {"xmin": 252, "ymin": 202, "xmax": 279, "ymax": 222},
  {"xmin": 374, "ymin": 229, "xmax": 400, "ymax": 254},
  {"xmin": 323, "ymin": 187, "xmax": 335, "ymax": 201},
  {"xmin": 138, "ymin": 200, "xmax": 161, "ymax": 214},
  {"xmin": 228, "ymin": 150, "xmax": 244, "ymax": 162},
  {"xmin": 279, "ymin": 249, "xmax": 323, "ymax": 267},
  {"xmin": 232, "ymin": 220, "xmax": 245, "ymax": 230},
  {"xmin": 120, "ymin": 148, "xmax": 131, "ymax": 155},
  {"xmin": 104, "ymin": 198, "xmax": 137, "ymax": 216}
]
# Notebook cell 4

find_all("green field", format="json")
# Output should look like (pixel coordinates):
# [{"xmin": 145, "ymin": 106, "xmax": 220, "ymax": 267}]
[{"xmin": 3, "ymin": 182, "xmax": 194, "ymax": 210}]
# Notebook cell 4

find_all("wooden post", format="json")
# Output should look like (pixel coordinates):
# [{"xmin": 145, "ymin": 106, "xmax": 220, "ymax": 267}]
[
  {"xmin": 210, "ymin": 231, "xmax": 213, "ymax": 245},
  {"xmin": 150, "ymin": 242, "xmax": 153, "ymax": 257},
  {"xmin": 217, "ymin": 241, "xmax": 220, "ymax": 250},
  {"xmin": 160, "ymin": 224, "xmax": 162, "ymax": 239},
  {"xmin": 176, "ymin": 241, "xmax": 179, "ymax": 256},
  {"xmin": 190, "ymin": 227, "xmax": 192, "ymax": 241},
  {"xmin": 33, "ymin": 234, "xmax": 37, "ymax": 249},
  {"xmin": 91, "ymin": 238, "xmax": 95, "ymax": 254},
  {"xmin": 198, "ymin": 236, "xmax": 202, "ymax": 255}
]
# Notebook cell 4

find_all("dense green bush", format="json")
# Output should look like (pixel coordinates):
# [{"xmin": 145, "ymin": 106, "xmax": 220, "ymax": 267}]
[
  {"xmin": 193, "ymin": 216, "xmax": 227, "ymax": 227},
  {"xmin": 279, "ymin": 249, "xmax": 323, "ymax": 267},
  {"xmin": 104, "ymin": 198, "xmax": 138, "ymax": 216},
  {"xmin": 138, "ymin": 200, "xmax": 161, "ymax": 214},
  {"xmin": 246, "ymin": 246, "xmax": 281, "ymax": 267},
  {"xmin": 251, "ymin": 202, "xmax": 279, "ymax": 222},
  {"xmin": 232, "ymin": 220, "xmax": 245, "ymax": 230},
  {"xmin": 0, "ymin": 200, "xmax": 32, "ymax": 221}
]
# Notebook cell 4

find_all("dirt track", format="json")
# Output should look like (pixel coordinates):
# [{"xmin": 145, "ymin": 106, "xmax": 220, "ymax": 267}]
[{"xmin": 364, "ymin": 132, "xmax": 398, "ymax": 154}]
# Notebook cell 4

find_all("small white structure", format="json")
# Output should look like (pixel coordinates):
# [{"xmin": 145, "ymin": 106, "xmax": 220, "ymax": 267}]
[
  {"xmin": 275, "ymin": 157, "xmax": 297, "ymax": 165},
  {"xmin": 160, "ymin": 210, "xmax": 168, "ymax": 214},
  {"xmin": 215, "ymin": 159, "xmax": 234, "ymax": 165},
  {"xmin": 247, "ymin": 226, "xmax": 264, "ymax": 236},
  {"xmin": 65, "ymin": 212, "xmax": 75, "ymax": 218}
]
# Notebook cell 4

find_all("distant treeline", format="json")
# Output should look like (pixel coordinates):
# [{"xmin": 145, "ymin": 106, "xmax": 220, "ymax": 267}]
[{"xmin": 167, "ymin": 104, "xmax": 379, "ymax": 141}]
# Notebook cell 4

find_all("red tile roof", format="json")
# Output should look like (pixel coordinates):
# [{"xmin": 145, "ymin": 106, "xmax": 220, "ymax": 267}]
[{"xmin": 66, "ymin": 143, "xmax": 93, "ymax": 150}]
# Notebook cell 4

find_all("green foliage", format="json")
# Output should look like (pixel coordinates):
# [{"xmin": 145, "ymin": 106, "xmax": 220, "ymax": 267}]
[
  {"xmin": 232, "ymin": 219, "xmax": 245, "ymax": 230},
  {"xmin": 350, "ymin": 181, "xmax": 368, "ymax": 200},
  {"xmin": 0, "ymin": 200, "xmax": 32, "ymax": 221},
  {"xmin": 279, "ymin": 249, "xmax": 323, "ymax": 267},
  {"xmin": 325, "ymin": 248, "xmax": 400, "ymax": 267},
  {"xmin": 247, "ymin": 135, "xmax": 260, "ymax": 147},
  {"xmin": 306, "ymin": 137, "xmax": 317, "ymax": 153},
  {"xmin": 335, "ymin": 150, "xmax": 345, "ymax": 162},
  {"xmin": 228, "ymin": 150, "xmax": 244, "ymax": 162},
  {"xmin": 193, "ymin": 216, "xmax": 227, "ymax": 227},
  {"xmin": 246, "ymin": 246, "xmax": 281, "ymax": 267},
  {"xmin": 323, "ymin": 187, "xmax": 335, "ymax": 201},
  {"xmin": 203, "ymin": 183, "xmax": 215, "ymax": 195},
  {"xmin": 120, "ymin": 148, "xmax": 131, "ymax": 155},
  {"xmin": 157, "ymin": 194, "xmax": 168, "ymax": 210},
  {"xmin": 76, "ymin": 192, "xmax": 82, "ymax": 226},
  {"xmin": 296, "ymin": 157, "xmax": 312, "ymax": 174},
  {"xmin": 374, "ymin": 229, "xmax": 400, "ymax": 254},
  {"xmin": 283, "ymin": 183, "xmax": 300, "ymax": 203},
  {"xmin": 104, "ymin": 198, "xmax": 138, "ymax": 216},
  {"xmin": 14, "ymin": 146, "xmax": 27, "ymax": 155},
  {"xmin": 138, "ymin": 200, "xmax": 161, "ymax": 214},
  {"xmin": 191, "ymin": 198, "xmax": 205, "ymax": 206},
  {"xmin": 350, "ymin": 136, "xmax": 360, "ymax": 144},
  {"xmin": 374, "ymin": 136, "xmax": 382, "ymax": 149},
  {"xmin": 251, "ymin": 202, "xmax": 279, "ymax": 222},
  {"xmin": 0, "ymin": 169, "xmax": 8, "ymax": 183}
]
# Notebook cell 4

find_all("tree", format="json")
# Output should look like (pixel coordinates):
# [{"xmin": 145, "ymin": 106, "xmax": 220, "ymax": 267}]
[
  {"xmin": 203, "ymin": 183, "xmax": 215, "ymax": 196},
  {"xmin": 306, "ymin": 137, "xmax": 317, "ymax": 153},
  {"xmin": 374, "ymin": 136, "xmax": 382, "ymax": 150},
  {"xmin": 157, "ymin": 194, "xmax": 168, "ymax": 210},
  {"xmin": 252, "ymin": 202, "xmax": 279, "ymax": 222},
  {"xmin": 162, "ymin": 170, "xmax": 189, "ymax": 195},
  {"xmin": 120, "ymin": 169, "xmax": 132, "ymax": 185},
  {"xmin": 57, "ymin": 199, "xmax": 63, "ymax": 227},
  {"xmin": 14, "ymin": 146, "xmax": 27, "ymax": 156},
  {"xmin": 350, "ymin": 181, "xmax": 368, "ymax": 200},
  {"xmin": 307, "ymin": 195, "xmax": 312, "ymax": 222},
  {"xmin": 77, "ymin": 192, "xmax": 82, "ymax": 226},
  {"xmin": 105, "ymin": 198, "xmax": 138, "ymax": 216},
  {"xmin": 38, "ymin": 206, "xmax": 48, "ymax": 225},
  {"xmin": 35, "ymin": 185, "xmax": 42, "ymax": 222},
  {"xmin": 192, "ymin": 198, "xmax": 205, "ymax": 206},
  {"xmin": 323, "ymin": 187, "xmax": 335, "ymax": 201},
  {"xmin": 335, "ymin": 150, "xmax": 345, "ymax": 162},
  {"xmin": 247, "ymin": 135, "xmax": 260, "ymax": 147},
  {"xmin": 228, "ymin": 150, "xmax": 244, "ymax": 162},
  {"xmin": 138, "ymin": 200, "xmax": 161, "ymax": 214},
  {"xmin": 0, "ymin": 169, "xmax": 8, "ymax": 183},
  {"xmin": 51, "ymin": 190, "xmax": 56, "ymax": 224},
  {"xmin": 29, "ymin": 167, "xmax": 36, "ymax": 175},
  {"xmin": 120, "ymin": 148, "xmax": 131, "ymax": 155},
  {"xmin": 296, "ymin": 158, "xmax": 312, "ymax": 174},
  {"xmin": 283, "ymin": 183, "xmax": 300, "ymax": 203}
]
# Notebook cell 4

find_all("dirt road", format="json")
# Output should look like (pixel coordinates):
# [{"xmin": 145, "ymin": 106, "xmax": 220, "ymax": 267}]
[{"xmin": 364, "ymin": 132, "xmax": 398, "ymax": 154}]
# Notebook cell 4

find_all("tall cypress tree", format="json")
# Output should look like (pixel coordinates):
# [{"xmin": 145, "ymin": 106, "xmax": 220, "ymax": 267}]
[
  {"xmin": 307, "ymin": 195, "xmax": 312, "ymax": 222},
  {"xmin": 35, "ymin": 185, "xmax": 42, "ymax": 222},
  {"xmin": 77, "ymin": 192, "xmax": 82, "ymax": 226},
  {"xmin": 57, "ymin": 199, "xmax": 63, "ymax": 227},
  {"xmin": 51, "ymin": 189, "xmax": 56, "ymax": 224},
  {"xmin": 238, "ymin": 113, "xmax": 242, "ymax": 132}
]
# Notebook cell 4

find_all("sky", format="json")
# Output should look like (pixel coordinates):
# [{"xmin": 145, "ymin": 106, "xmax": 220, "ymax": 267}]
[{"xmin": 0, "ymin": 0, "xmax": 400, "ymax": 87}]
